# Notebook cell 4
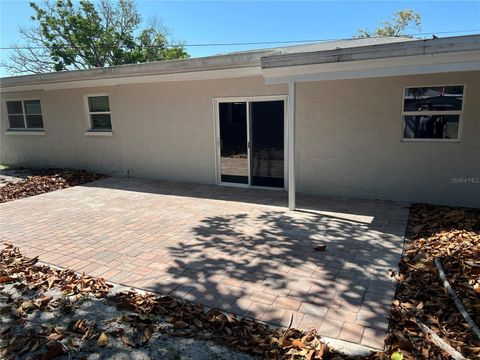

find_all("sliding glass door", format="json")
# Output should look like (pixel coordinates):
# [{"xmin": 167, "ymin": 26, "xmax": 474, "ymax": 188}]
[
  {"xmin": 250, "ymin": 101, "xmax": 284, "ymax": 187},
  {"xmin": 217, "ymin": 99, "xmax": 285, "ymax": 188},
  {"xmin": 218, "ymin": 102, "xmax": 248, "ymax": 184}
]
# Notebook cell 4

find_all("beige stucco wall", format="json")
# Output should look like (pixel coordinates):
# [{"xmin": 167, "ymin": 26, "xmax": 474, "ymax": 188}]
[
  {"xmin": 0, "ymin": 76, "xmax": 287, "ymax": 183},
  {"xmin": 296, "ymin": 71, "xmax": 480, "ymax": 207},
  {"xmin": 1, "ymin": 71, "xmax": 479, "ymax": 207}
]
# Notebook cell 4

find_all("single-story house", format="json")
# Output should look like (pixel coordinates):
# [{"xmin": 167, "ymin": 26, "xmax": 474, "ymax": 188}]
[{"xmin": 1, "ymin": 35, "xmax": 479, "ymax": 208}]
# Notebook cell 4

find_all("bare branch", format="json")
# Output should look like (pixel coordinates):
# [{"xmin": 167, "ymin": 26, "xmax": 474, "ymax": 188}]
[{"xmin": 2, "ymin": 25, "xmax": 56, "ymax": 75}]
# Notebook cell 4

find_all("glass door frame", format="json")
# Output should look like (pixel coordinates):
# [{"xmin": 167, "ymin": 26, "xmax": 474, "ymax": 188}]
[{"xmin": 213, "ymin": 95, "xmax": 288, "ymax": 190}]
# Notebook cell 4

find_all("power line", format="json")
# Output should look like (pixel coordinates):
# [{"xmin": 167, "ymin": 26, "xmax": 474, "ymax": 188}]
[
  {"xmin": 0, "ymin": 29, "xmax": 478, "ymax": 50},
  {"xmin": 174, "ymin": 29, "xmax": 480, "ymax": 47}
]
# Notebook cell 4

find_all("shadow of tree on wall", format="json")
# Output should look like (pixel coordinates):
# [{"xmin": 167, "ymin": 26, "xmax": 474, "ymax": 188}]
[{"xmin": 139, "ymin": 207, "xmax": 405, "ymax": 340}]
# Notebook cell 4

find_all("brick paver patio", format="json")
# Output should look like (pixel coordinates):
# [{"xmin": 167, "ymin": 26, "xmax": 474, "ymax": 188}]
[{"xmin": 0, "ymin": 177, "xmax": 409, "ymax": 350}]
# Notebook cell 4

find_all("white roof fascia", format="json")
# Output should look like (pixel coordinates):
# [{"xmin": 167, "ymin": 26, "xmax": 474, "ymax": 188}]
[
  {"xmin": 263, "ymin": 50, "xmax": 480, "ymax": 84},
  {"xmin": 0, "ymin": 66, "xmax": 262, "ymax": 93},
  {"xmin": 0, "ymin": 48, "xmax": 274, "ymax": 93},
  {"xmin": 262, "ymin": 35, "xmax": 480, "ymax": 68},
  {"xmin": 262, "ymin": 35, "xmax": 480, "ymax": 84}
]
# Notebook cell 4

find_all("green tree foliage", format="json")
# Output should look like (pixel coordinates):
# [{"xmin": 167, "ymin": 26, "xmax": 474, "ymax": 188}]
[
  {"xmin": 4, "ymin": 0, "xmax": 189, "ymax": 74},
  {"xmin": 356, "ymin": 8, "xmax": 421, "ymax": 38}
]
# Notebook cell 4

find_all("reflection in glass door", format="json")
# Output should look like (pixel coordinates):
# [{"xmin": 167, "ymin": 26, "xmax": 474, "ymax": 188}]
[
  {"xmin": 250, "ymin": 101, "xmax": 284, "ymax": 187},
  {"xmin": 219, "ymin": 102, "xmax": 248, "ymax": 184}
]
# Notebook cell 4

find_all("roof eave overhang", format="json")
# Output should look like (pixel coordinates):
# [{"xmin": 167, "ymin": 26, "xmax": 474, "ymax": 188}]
[
  {"xmin": 1, "ymin": 35, "xmax": 479, "ymax": 92},
  {"xmin": 0, "ymin": 66, "xmax": 263, "ymax": 93},
  {"xmin": 261, "ymin": 35, "xmax": 480, "ymax": 84},
  {"xmin": 0, "ymin": 49, "xmax": 276, "ymax": 93},
  {"xmin": 262, "ymin": 50, "xmax": 480, "ymax": 84}
]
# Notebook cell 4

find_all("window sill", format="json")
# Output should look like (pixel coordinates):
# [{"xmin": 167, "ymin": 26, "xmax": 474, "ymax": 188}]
[
  {"xmin": 5, "ymin": 130, "xmax": 45, "ymax": 136},
  {"xmin": 401, "ymin": 138, "xmax": 460, "ymax": 143},
  {"xmin": 85, "ymin": 130, "xmax": 113, "ymax": 137}
]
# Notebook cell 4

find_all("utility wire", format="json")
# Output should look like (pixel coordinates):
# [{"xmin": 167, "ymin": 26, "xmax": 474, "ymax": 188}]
[{"xmin": 0, "ymin": 29, "xmax": 478, "ymax": 50}]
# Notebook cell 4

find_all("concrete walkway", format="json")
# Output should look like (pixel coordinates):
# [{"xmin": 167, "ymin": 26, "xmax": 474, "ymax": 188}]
[{"xmin": 0, "ymin": 177, "xmax": 409, "ymax": 350}]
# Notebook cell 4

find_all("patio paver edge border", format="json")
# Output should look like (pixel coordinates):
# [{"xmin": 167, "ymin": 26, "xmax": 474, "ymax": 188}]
[{"xmin": 37, "ymin": 259, "xmax": 381, "ymax": 356}]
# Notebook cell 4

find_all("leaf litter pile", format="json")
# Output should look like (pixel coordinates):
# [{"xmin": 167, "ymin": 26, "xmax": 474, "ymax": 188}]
[
  {"xmin": 385, "ymin": 204, "xmax": 480, "ymax": 359},
  {"xmin": 0, "ymin": 169, "xmax": 104, "ymax": 203}
]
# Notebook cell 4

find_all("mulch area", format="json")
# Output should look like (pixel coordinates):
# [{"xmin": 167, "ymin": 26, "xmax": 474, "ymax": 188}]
[
  {"xmin": 0, "ymin": 169, "xmax": 104, "ymax": 203},
  {"xmin": 384, "ymin": 204, "xmax": 480, "ymax": 359}
]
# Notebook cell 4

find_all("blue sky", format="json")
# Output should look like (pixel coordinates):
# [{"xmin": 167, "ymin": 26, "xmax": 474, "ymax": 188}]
[{"xmin": 0, "ymin": 1, "xmax": 479, "ymax": 76}]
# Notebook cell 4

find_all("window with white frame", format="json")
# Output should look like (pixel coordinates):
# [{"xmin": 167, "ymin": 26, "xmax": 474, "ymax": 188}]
[
  {"xmin": 402, "ymin": 85, "xmax": 464, "ymax": 141},
  {"xmin": 6, "ymin": 100, "xmax": 44, "ymax": 130},
  {"xmin": 86, "ymin": 95, "xmax": 112, "ymax": 130}
]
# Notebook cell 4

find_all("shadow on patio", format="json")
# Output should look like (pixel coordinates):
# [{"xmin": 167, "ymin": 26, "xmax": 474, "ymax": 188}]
[
  {"xmin": 136, "ymin": 207, "xmax": 406, "ymax": 348},
  {"xmin": 0, "ymin": 177, "xmax": 409, "ymax": 348},
  {"xmin": 84, "ymin": 177, "xmax": 406, "ymax": 220}
]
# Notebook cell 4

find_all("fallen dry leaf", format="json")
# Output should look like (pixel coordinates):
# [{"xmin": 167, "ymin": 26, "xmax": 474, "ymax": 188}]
[
  {"xmin": 314, "ymin": 244, "xmax": 327, "ymax": 252},
  {"xmin": 97, "ymin": 332, "xmax": 109, "ymax": 347},
  {"xmin": 173, "ymin": 320, "xmax": 189, "ymax": 329},
  {"xmin": 291, "ymin": 338, "xmax": 306, "ymax": 349},
  {"xmin": 0, "ymin": 170, "xmax": 105, "ymax": 204},
  {"xmin": 47, "ymin": 333, "xmax": 64, "ymax": 341},
  {"xmin": 143, "ymin": 326, "xmax": 153, "ymax": 344},
  {"xmin": 120, "ymin": 334, "xmax": 136, "ymax": 347},
  {"xmin": 0, "ymin": 276, "xmax": 15, "ymax": 284},
  {"xmin": 35, "ymin": 295, "xmax": 53, "ymax": 308},
  {"xmin": 41, "ymin": 340, "xmax": 65, "ymax": 360}
]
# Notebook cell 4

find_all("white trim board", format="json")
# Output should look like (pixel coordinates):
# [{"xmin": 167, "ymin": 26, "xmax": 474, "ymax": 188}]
[
  {"xmin": 263, "ymin": 51, "xmax": 480, "ymax": 84},
  {"xmin": 5, "ymin": 130, "xmax": 45, "ymax": 136},
  {"xmin": 1, "ymin": 67, "xmax": 262, "ymax": 93},
  {"xmin": 287, "ymin": 82, "xmax": 296, "ymax": 211}
]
